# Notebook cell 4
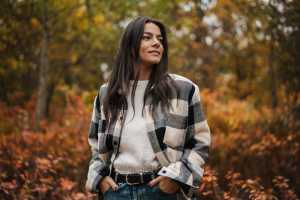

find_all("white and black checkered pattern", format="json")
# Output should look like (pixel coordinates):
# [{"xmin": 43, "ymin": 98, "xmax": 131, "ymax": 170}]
[{"xmin": 85, "ymin": 74, "xmax": 211, "ymax": 199}]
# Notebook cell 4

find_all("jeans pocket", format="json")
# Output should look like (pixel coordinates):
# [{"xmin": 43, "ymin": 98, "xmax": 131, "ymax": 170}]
[
  {"xmin": 117, "ymin": 183, "xmax": 128, "ymax": 190},
  {"xmin": 102, "ymin": 187, "xmax": 112, "ymax": 196}
]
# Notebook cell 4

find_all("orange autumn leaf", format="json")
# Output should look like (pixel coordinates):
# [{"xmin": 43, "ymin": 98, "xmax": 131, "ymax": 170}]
[
  {"xmin": 35, "ymin": 158, "xmax": 52, "ymax": 170},
  {"xmin": 59, "ymin": 178, "xmax": 76, "ymax": 191}
]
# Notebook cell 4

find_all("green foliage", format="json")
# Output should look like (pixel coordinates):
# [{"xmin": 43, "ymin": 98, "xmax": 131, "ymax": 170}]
[{"xmin": 1, "ymin": 0, "xmax": 299, "ymax": 107}]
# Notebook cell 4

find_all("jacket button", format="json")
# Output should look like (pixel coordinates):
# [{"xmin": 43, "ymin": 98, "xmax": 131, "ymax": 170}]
[{"xmin": 113, "ymin": 141, "xmax": 117, "ymax": 145}]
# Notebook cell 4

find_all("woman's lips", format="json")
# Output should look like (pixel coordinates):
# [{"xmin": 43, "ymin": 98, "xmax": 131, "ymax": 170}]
[{"xmin": 148, "ymin": 51, "xmax": 160, "ymax": 56}]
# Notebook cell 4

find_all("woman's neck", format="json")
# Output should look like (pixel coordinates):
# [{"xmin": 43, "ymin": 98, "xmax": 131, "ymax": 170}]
[{"xmin": 136, "ymin": 64, "xmax": 152, "ymax": 80}]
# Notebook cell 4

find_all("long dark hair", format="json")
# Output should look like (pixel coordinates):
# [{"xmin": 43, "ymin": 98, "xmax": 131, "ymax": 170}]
[{"xmin": 103, "ymin": 16, "xmax": 176, "ymax": 125}]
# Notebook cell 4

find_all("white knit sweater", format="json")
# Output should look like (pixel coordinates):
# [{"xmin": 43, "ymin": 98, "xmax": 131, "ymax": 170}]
[{"xmin": 113, "ymin": 80, "xmax": 160, "ymax": 173}]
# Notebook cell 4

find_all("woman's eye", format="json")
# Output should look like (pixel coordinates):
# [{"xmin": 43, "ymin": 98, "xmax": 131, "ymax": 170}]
[{"xmin": 142, "ymin": 36, "xmax": 151, "ymax": 40}]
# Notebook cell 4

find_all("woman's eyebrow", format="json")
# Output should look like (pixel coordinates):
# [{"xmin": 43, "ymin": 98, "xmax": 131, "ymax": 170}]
[{"xmin": 143, "ymin": 32, "xmax": 162, "ymax": 37}]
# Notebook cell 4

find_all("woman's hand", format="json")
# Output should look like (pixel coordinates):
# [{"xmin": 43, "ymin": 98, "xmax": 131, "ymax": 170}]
[
  {"xmin": 148, "ymin": 176, "xmax": 180, "ymax": 194},
  {"xmin": 99, "ymin": 176, "xmax": 118, "ymax": 194}
]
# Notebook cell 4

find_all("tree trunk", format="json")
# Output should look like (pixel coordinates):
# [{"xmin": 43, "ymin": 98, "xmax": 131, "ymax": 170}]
[
  {"xmin": 45, "ymin": 81, "xmax": 55, "ymax": 118},
  {"xmin": 34, "ymin": 0, "xmax": 49, "ymax": 130},
  {"xmin": 269, "ymin": 42, "xmax": 278, "ymax": 109}
]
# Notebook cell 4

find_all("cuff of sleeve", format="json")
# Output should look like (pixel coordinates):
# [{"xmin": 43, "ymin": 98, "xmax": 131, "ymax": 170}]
[
  {"xmin": 157, "ymin": 162, "xmax": 203, "ymax": 198},
  {"xmin": 86, "ymin": 166, "xmax": 110, "ymax": 193},
  {"xmin": 92, "ymin": 174, "xmax": 103, "ymax": 193},
  {"xmin": 157, "ymin": 162, "xmax": 202, "ymax": 188}
]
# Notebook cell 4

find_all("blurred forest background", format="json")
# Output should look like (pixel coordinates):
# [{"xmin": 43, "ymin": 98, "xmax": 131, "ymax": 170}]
[{"xmin": 0, "ymin": 0, "xmax": 299, "ymax": 199}]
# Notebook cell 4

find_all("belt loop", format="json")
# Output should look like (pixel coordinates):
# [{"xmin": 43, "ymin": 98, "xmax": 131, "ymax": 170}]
[
  {"xmin": 140, "ymin": 172, "xmax": 144, "ymax": 184},
  {"xmin": 151, "ymin": 173, "xmax": 155, "ymax": 180},
  {"xmin": 109, "ymin": 165, "xmax": 113, "ymax": 177}
]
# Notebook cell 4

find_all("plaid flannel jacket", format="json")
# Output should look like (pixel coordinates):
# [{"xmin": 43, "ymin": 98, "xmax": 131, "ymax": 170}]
[{"xmin": 85, "ymin": 74, "xmax": 211, "ymax": 199}]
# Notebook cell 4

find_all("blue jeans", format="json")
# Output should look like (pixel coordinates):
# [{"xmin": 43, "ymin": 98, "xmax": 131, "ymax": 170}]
[{"xmin": 102, "ymin": 183, "xmax": 178, "ymax": 200}]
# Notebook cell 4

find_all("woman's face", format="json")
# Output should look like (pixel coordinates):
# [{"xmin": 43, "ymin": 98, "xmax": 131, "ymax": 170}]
[{"xmin": 138, "ymin": 22, "xmax": 164, "ymax": 67}]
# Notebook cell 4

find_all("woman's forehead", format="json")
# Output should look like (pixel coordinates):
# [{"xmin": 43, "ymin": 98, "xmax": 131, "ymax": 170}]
[{"xmin": 143, "ymin": 23, "xmax": 162, "ymax": 35}]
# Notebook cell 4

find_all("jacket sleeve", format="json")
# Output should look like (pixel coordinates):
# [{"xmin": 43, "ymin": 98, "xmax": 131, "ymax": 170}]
[
  {"xmin": 85, "ymin": 89, "xmax": 110, "ymax": 193},
  {"xmin": 158, "ymin": 84, "xmax": 211, "ymax": 197}
]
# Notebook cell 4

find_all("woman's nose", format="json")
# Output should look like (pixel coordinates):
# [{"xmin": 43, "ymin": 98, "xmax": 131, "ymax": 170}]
[{"xmin": 152, "ymin": 37, "xmax": 161, "ymax": 46}]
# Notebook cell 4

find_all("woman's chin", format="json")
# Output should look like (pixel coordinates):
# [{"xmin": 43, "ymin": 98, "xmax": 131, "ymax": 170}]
[{"xmin": 149, "ymin": 59, "xmax": 161, "ymax": 65}]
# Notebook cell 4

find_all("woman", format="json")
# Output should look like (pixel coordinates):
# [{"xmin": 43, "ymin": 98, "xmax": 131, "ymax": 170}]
[{"xmin": 85, "ymin": 16, "xmax": 211, "ymax": 200}]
